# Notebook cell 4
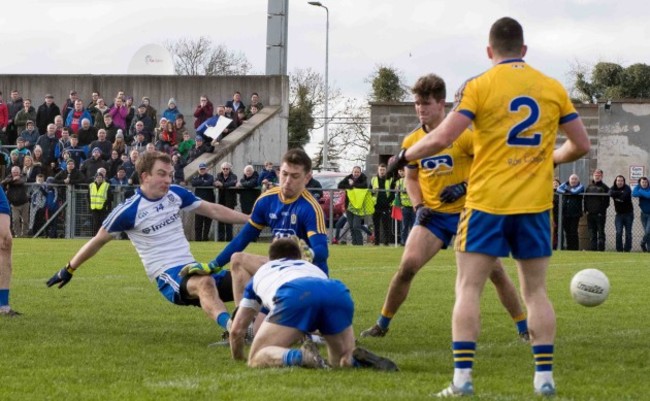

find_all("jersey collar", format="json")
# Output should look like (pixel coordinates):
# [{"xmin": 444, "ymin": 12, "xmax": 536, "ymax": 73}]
[{"xmin": 498, "ymin": 58, "xmax": 525, "ymax": 65}]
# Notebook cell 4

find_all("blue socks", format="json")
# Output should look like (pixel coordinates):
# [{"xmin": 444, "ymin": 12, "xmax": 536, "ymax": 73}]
[
  {"xmin": 453, "ymin": 341, "xmax": 476, "ymax": 369},
  {"xmin": 533, "ymin": 344, "xmax": 554, "ymax": 372},
  {"xmin": 283, "ymin": 349, "xmax": 303, "ymax": 366},
  {"xmin": 216, "ymin": 312, "xmax": 231, "ymax": 330},
  {"xmin": 0, "ymin": 289, "xmax": 9, "ymax": 307},
  {"xmin": 377, "ymin": 314, "xmax": 392, "ymax": 330}
]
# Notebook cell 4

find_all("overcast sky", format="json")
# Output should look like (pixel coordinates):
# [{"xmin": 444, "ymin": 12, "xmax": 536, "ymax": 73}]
[{"xmin": 3, "ymin": 0, "xmax": 650, "ymax": 104}]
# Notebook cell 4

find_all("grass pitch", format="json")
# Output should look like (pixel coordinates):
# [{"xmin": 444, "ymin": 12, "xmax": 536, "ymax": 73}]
[{"xmin": 1, "ymin": 239, "xmax": 648, "ymax": 400}]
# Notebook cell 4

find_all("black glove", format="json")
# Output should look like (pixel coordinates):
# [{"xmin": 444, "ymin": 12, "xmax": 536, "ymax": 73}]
[
  {"xmin": 387, "ymin": 149, "xmax": 408, "ymax": 176},
  {"xmin": 415, "ymin": 205, "xmax": 435, "ymax": 225},
  {"xmin": 439, "ymin": 182, "xmax": 467, "ymax": 203},
  {"xmin": 46, "ymin": 264, "xmax": 75, "ymax": 289}
]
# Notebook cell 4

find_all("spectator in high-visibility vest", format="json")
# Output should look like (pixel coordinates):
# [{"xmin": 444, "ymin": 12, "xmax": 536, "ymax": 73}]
[
  {"xmin": 395, "ymin": 167, "xmax": 414, "ymax": 245},
  {"xmin": 370, "ymin": 164, "xmax": 394, "ymax": 246},
  {"xmin": 89, "ymin": 172, "xmax": 110, "ymax": 235}
]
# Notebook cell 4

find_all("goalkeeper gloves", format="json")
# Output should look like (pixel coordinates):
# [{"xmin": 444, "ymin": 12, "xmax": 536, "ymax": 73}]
[
  {"xmin": 290, "ymin": 235, "xmax": 314, "ymax": 263},
  {"xmin": 415, "ymin": 205, "xmax": 435, "ymax": 226},
  {"xmin": 179, "ymin": 262, "xmax": 222, "ymax": 277},
  {"xmin": 387, "ymin": 149, "xmax": 408, "ymax": 176},
  {"xmin": 439, "ymin": 182, "xmax": 467, "ymax": 203},
  {"xmin": 46, "ymin": 263, "xmax": 75, "ymax": 289}
]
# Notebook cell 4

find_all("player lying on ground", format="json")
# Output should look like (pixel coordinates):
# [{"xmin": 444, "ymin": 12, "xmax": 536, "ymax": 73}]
[
  {"xmin": 47, "ymin": 151, "xmax": 249, "ymax": 336},
  {"xmin": 229, "ymin": 238, "xmax": 398, "ymax": 371},
  {"xmin": 181, "ymin": 149, "xmax": 328, "ymax": 342}
]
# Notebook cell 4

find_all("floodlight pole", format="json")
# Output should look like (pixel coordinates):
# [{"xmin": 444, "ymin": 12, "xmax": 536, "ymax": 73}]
[{"xmin": 308, "ymin": 1, "xmax": 329, "ymax": 170}]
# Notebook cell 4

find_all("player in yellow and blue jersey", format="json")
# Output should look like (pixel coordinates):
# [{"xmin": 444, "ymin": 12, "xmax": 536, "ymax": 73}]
[
  {"xmin": 360, "ymin": 73, "xmax": 528, "ymax": 341},
  {"xmin": 181, "ymin": 149, "xmax": 329, "ymax": 342},
  {"xmin": 389, "ymin": 18, "xmax": 590, "ymax": 397}
]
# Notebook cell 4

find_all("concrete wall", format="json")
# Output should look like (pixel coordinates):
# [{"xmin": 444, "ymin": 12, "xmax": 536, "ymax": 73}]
[
  {"xmin": 596, "ymin": 101, "xmax": 650, "ymax": 185},
  {"xmin": 184, "ymin": 105, "xmax": 287, "ymax": 179},
  {"xmin": 366, "ymin": 102, "xmax": 421, "ymax": 175}
]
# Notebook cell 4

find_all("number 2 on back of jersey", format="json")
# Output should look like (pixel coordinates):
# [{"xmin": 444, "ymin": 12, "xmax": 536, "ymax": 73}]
[{"xmin": 507, "ymin": 96, "xmax": 541, "ymax": 147}]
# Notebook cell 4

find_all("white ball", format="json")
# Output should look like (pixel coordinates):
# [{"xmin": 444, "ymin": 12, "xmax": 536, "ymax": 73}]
[{"xmin": 570, "ymin": 269, "xmax": 610, "ymax": 307}]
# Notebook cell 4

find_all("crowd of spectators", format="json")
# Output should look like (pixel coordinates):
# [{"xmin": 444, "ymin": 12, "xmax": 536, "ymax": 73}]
[
  {"xmin": 553, "ymin": 169, "xmax": 649, "ymax": 252},
  {"xmin": 0, "ymin": 88, "xmax": 265, "ymax": 238}
]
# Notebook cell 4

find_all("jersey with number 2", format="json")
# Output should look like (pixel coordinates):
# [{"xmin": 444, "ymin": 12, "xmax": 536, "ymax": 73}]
[{"xmin": 453, "ymin": 58, "xmax": 578, "ymax": 215}]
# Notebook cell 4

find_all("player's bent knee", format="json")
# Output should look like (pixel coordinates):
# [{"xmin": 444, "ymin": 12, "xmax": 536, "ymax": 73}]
[
  {"xmin": 488, "ymin": 267, "xmax": 507, "ymax": 284},
  {"xmin": 0, "ymin": 233, "xmax": 12, "ymax": 253},
  {"xmin": 231, "ymin": 252, "xmax": 244, "ymax": 269},
  {"xmin": 396, "ymin": 262, "xmax": 420, "ymax": 282},
  {"xmin": 247, "ymin": 350, "xmax": 264, "ymax": 368}
]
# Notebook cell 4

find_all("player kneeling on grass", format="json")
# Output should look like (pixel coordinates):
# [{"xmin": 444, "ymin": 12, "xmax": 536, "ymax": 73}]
[
  {"xmin": 46, "ymin": 151, "xmax": 249, "ymax": 336},
  {"xmin": 229, "ymin": 238, "xmax": 398, "ymax": 371}
]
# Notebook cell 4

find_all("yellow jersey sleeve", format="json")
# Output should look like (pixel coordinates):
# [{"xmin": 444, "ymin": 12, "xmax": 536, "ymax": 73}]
[{"xmin": 402, "ymin": 127, "xmax": 473, "ymax": 214}]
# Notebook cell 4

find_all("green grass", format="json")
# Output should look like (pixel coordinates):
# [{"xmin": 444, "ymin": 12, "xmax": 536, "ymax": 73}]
[{"xmin": 1, "ymin": 239, "xmax": 648, "ymax": 400}]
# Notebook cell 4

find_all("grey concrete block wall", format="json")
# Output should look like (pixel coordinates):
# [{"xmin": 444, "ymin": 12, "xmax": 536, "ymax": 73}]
[{"xmin": 597, "ymin": 101, "xmax": 650, "ymax": 184}]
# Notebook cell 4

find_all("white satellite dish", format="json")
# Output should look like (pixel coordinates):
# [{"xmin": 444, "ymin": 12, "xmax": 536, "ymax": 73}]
[{"xmin": 127, "ymin": 44, "xmax": 175, "ymax": 75}]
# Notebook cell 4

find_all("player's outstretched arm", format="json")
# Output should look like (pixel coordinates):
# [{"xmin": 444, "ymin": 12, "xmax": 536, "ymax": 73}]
[
  {"xmin": 554, "ymin": 117, "xmax": 590, "ymax": 165},
  {"xmin": 195, "ymin": 200, "xmax": 249, "ymax": 225},
  {"xmin": 46, "ymin": 227, "xmax": 113, "ymax": 288},
  {"xmin": 406, "ymin": 112, "xmax": 471, "ymax": 162},
  {"xmin": 230, "ymin": 306, "xmax": 258, "ymax": 361}
]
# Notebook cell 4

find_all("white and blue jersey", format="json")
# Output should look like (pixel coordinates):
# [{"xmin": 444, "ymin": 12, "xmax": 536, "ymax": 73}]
[
  {"xmin": 102, "ymin": 185, "xmax": 202, "ymax": 281},
  {"xmin": 241, "ymin": 258, "xmax": 353, "ymax": 335}
]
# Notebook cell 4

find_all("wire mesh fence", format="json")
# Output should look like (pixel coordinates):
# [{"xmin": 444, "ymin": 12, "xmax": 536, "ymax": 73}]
[{"xmin": 10, "ymin": 184, "xmax": 648, "ymax": 253}]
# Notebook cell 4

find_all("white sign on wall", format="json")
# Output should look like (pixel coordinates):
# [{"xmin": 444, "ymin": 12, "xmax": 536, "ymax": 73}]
[{"xmin": 629, "ymin": 165, "xmax": 645, "ymax": 184}]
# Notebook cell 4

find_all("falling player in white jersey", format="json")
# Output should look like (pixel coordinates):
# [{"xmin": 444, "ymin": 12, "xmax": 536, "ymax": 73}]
[{"xmin": 47, "ymin": 151, "xmax": 249, "ymax": 335}]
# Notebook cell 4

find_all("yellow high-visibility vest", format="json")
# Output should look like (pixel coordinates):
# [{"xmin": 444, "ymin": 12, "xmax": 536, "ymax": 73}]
[{"xmin": 89, "ymin": 182, "xmax": 109, "ymax": 210}]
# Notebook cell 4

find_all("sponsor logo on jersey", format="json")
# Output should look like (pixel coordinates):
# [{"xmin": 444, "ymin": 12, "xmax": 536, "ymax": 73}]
[
  {"xmin": 273, "ymin": 229, "xmax": 297, "ymax": 238},
  {"xmin": 142, "ymin": 212, "xmax": 180, "ymax": 234},
  {"xmin": 421, "ymin": 155, "xmax": 453, "ymax": 172}
]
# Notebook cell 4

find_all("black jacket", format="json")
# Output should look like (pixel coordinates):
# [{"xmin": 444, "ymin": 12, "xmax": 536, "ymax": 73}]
[
  {"xmin": 610, "ymin": 184, "xmax": 633, "ymax": 214},
  {"xmin": 35, "ymin": 103, "xmax": 61, "ymax": 134},
  {"xmin": 2, "ymin": 175, "xmax": 28, "ymax": 205},
  {"xmin": 191, "ymin": 173, "xmax": 216, "ymax": 202},
  {"xmin": 584, "ymin": 180, "xmax": 610, "ymax": 214}
]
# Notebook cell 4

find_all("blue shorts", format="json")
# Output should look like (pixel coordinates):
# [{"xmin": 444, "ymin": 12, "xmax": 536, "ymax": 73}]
[
  {"xmin": 156, "ymin": 265, "xmax": 233, "ymax": 306},
  {"xmin": 0, "ymin": 188, "xmax": 9, "ymax": 215},
  {"xmin": 415, "ymin": 210, "xmax": 459, "ymax": 248},
  {"xmin": 268, "ymin": 277, "xmax": 353, "ymax": 335},
  {"xmin": 455, "ymin": 208, "xmax": 552, "ymax": 259}
]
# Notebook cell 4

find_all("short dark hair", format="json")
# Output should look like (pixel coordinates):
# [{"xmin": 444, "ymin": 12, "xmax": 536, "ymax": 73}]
[
  {"xmin": 489, "ymin": 17, "xmax": 524, "ymax": 57},
  {"xmin": 412, "ymin": 74, "xmax": 446, "ymax": 102},
  {"xmin": 268, "ymin": 238, "xmax": 302, "ymax": 261},
  {"xmin": 136, "ymin": 151, "xmax": 172, "ymax": 178},
  {"xmin": 282, "ymin": 148, "xmax": 312, "ymax": 173}
]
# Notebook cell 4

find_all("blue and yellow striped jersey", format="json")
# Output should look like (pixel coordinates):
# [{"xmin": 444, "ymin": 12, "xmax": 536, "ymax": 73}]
[
  {"xmin": 403, "ymin": 128, "xmax": 474, "ymax": 214},
  {"xmin": 453, "ymin": 58, "xmax": 578, "ymax": 214}
]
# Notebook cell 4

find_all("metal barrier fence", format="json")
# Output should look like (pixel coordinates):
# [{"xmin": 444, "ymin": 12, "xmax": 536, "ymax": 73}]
[
  {"xmin": 9, "ymin": 184, "xmax": 647, "ymax": 252},
  {"xmin": 555, "ymin": 192, "xmax": 646, "ymax": 252}
]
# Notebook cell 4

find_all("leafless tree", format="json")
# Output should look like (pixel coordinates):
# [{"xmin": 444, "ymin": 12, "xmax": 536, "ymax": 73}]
[{"xmin": 164, "ymin": 36, "xmax": 252, "ymax": 76}]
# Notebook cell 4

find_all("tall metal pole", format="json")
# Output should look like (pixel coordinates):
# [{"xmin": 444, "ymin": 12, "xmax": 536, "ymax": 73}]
[{"xmin": 308, "ymin": 2, "xmax": 329, "ymax": 170}]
